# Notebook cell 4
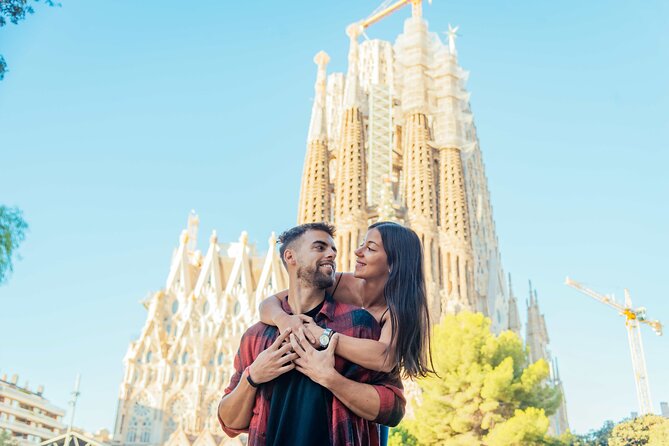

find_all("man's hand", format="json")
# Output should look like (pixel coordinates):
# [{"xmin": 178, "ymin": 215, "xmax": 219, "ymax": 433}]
[
  {"xmin": 291, "ymin": 327, "xmax": 339, "ymax": 387},
  {"xmin": 248, "ymin": 328, "xmax": 299, "ymax": 384}
]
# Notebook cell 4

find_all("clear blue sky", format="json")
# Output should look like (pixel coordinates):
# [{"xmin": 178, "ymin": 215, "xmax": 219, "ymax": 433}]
[{"xmin": 1, "ymin": 0, "xmax": 667, "ymax": 436}]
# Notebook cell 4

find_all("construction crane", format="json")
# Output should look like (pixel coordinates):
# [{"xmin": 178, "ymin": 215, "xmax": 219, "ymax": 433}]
[
  {"xmin": 348, "ymin": 0, "xmax": 429, "ymax": 38},
  {"xmin": 565, "ymin": 277, "xmax": 663, "ymax": 415}
]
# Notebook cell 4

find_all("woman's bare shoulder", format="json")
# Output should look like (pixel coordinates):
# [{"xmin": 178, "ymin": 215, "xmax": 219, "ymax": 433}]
[{"xmin": 330, "ymin": 272, "xmax": 364, "ymax": 307}]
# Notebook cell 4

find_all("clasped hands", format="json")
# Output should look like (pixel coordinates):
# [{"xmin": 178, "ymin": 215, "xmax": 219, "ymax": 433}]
[{"xmin": 249, "ymin": 313, "xmax": 338, "ymax": 387}]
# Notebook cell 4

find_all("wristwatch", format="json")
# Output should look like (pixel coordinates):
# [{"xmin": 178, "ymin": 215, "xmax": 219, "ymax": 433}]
[{"xmin": 319, "ymin": 328, "xmax": 335, "ymax": 349}]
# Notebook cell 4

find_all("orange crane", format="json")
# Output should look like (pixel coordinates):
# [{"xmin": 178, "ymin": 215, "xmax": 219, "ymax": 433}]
[{"xmin": 565, "ymin": 277, "xmax": 663, "ymax": 415}]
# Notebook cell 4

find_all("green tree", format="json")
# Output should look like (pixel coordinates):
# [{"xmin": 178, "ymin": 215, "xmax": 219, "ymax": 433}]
[
  {"xmin": 0, "ymin": 0, "xmax": 59, "ymax": 80},
  {"xmin": 389, "ymin": 425, "xmax": 418, "ymax": 446},
  {"xmin": 0, "ymin": 205, "xmax": 28, "ymax": 283},
  {"xmin": 403, "ymin": 311, "xmax": 563, "ymax": 445},
  {"xmin": 572, "ymin": 420, "xmax": 615, "ymax": 446},
  {"xmin": 0, "ymin": 431, "xmax": 18, "ymax": 446},
  {"xmin": 608, "ymin": 415, "xmax": 669, "ymax": 446}
]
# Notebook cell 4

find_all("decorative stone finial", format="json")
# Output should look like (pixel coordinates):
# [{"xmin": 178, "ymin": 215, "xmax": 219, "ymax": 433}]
[
  {"xmin": 268, "ymin": 231, "xmax": 277, "ymax": 245},
  {"xmin": 210, "ymin": 230, "xmax": 218, "ymax": 244},
  {"xmin": 240, "ymin": 231, "xmax": 249, "ymax": 245},
  {"xmin": 314, "ymin": 51, "xmax": 330, "ymax": 68},
  {"xmin": 411, "ymin": 0, "xmax": 423, "ymax": 18},
  {"xmin": 180, "ymin": 230, "xmax": 189, "ymax": 245},
  {"xmin": 346, "ymin": 22, "xmax": 363, "ymax": 41},
  {"xmin": 447, "ymin": 24, "xmax": 459, "ymax": 56}
]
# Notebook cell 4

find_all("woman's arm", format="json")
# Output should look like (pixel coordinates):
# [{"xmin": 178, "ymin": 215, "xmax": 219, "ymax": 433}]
[
  {"xmin": 258, "ymin": 292, "xmax": 317, "ymax": 344},
  {"xmin": 258, "ymin": 291, "xmax": 302, "ymax": 332},
  {"xmin": 302, "ymin": 312, "xmax": 396, "ymax": 372}
]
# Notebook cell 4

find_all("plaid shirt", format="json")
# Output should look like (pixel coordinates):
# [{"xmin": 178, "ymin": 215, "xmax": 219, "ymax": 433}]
[{"xmin": 218, "ymin": 294, "xmax": 405, "ymax": 446}]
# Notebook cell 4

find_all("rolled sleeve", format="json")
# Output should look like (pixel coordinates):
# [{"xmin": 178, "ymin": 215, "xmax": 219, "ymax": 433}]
[
  {"xmin": 217, "ymin": 342, "xmax": 251, "ymax": 436},
  {"xmin": 372, "ymin": 382, "xmax": 406, "ymax": 427}
]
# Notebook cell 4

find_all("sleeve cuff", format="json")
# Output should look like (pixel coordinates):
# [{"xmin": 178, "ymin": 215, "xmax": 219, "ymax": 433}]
[{"xmin": 372, "ymin": 384, "xmax": 406, "ymax": 426}]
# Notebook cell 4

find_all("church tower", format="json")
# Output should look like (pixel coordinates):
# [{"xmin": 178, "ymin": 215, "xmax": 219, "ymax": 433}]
[
  {"xmin": 296, "ymin": 3, "xmax": 515, "ymax": 330},
  {"xmin": 525, "ymin": 282, "xmax": 570, "ymax": 436},
  {"xmin": 298, "ymin": 51, "xmax": 332, "ymax": 225}
]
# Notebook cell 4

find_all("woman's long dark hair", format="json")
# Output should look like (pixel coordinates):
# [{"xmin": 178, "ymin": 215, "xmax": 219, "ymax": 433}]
[{"xmin": 369, "ymin": 221, "xmax": 434, "ymax": 379}]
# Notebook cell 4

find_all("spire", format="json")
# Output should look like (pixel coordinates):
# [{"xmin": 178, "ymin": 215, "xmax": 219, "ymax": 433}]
[
  {"xmin": 508, "ymin": 273, "xmax": 514, "ymax": 297},
  {"xmin": 410, "ymin": 0, "xmax": 423, "ymax": 18},
  {"xmin": 298, "ymin": 54, "xmax": 332, "ymax": 224},
  {"xmin": 187, "ymin": 210, "xmax": 199, "ymax": 252},
  {"xmin": 307, "ymin": 51, "xmax": 330, "ymax": 142},
  {"xmin": 343, "ymin": 24, "xmax": 362, "ymax": 108},
  {"xmin": 447, "ymin": 24, "xmax": 459, "ymax": 57},
  {"xmin": 507, "ymin": 273, "xmax": 521, "ymax": 335}
]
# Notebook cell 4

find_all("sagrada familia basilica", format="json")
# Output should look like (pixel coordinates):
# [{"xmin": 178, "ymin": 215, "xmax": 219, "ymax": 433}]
[{"xmin": 111, "ymin": 1, "xmax": 569, "ymax": 444}]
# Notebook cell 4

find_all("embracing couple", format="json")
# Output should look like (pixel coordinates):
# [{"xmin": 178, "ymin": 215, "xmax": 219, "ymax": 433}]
[{"xmin": 217, "ymin": 221, "xmax": 433, "ymax": 446}]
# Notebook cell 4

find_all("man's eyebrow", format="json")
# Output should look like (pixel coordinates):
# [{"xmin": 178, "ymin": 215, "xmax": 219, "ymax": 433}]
[{"xmin": 312, "ymin": 240, "xmax": 336, "ymax": 252}]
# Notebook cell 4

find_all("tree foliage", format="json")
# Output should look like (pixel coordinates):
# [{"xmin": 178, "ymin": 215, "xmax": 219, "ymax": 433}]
[
  {"xmin": 389, "ymin": 425, "xmax": 418, "ymax": 446},
  {"xmin": 0, "ymin": 431, "xmax": 18, "ymax": 446},
  {"xmin": 400, "ymin": 311, "xmax": 564, "ymax": 445},
  {"xmin": 0, "ymin": 0, "xmax": 59, "ymax": 80},
  {"xmin": 572, "ymin": 420, "xmax": 615, "ymax": 446},
  {"xmin": 0, "ymin": 205, "xmax": 28, "ymax": 284},
  {"xmin": 608, "ymin": 415, "xmax": 669, "ymax": 446}
]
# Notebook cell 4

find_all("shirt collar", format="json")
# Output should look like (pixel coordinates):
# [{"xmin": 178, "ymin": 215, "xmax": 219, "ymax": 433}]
[{"xmin": 279, "ymin": 292, "xmax": 336, "ymax": 322}]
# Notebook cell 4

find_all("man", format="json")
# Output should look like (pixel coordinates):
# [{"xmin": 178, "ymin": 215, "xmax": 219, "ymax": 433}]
[{"xmin": 218, "ymin": 222, "xmax": 405, "ymax": 445}]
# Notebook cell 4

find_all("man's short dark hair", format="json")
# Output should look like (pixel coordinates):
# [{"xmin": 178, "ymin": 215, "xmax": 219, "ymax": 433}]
[{"xmin": 277, "ymin": 222, "xmax": 336, "ymax": 266}]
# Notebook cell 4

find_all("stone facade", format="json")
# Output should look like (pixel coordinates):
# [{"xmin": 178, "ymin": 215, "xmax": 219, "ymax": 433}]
[
  {"xmin": 112, "ymin": 214, "xmax": 286, "ymax": 445},
  {"xmin": 525, "ymin": 283, "xmax": 570, "ymax": 435},
  {"xmin": 297, "ymin": 7, "xmax": 516, "ymax": 331}
]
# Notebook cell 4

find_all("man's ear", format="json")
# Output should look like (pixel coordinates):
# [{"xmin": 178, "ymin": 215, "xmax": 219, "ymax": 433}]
[{"xmin": 283, "ymin": 248, "xmax": 297, "ymax": 267}]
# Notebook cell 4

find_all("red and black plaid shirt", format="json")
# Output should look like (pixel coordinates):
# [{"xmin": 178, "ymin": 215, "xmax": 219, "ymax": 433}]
[{"xmin": 218, "ymin": 294, "xmax": 405, "ymax": 446}]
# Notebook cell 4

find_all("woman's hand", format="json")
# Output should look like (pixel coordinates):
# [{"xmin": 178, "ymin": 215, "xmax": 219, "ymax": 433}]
[
  {"xmin": 298, "ymin": 315, "xmax": 324, "ymax": 348},
  {"xmin": 274, "ymin": 312, "xmax": 305, "ymax": 335},
  {"xmin": 275, "ymin": 313, "xmax": 319, "ymax": 347}
]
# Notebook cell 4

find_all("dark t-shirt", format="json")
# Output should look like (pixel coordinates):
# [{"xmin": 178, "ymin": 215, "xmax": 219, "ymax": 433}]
[{"xmin": 265, "ymin": 300, "xmax": 332, "ymax": 446}]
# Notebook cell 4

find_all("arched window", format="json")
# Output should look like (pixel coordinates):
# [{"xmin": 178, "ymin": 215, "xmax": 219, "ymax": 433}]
[
  {"xmin": 126, "ymin": 417, "xmax": 138, "ymax": 443},
  {"xmin": 145, "ymin": 351, "xmax": 152, "ymax": 363},
  {"xmin": 181, "ymin": 351, "xmax": 188, "ymax": 364},
  {"xmin": 203, "ymin": 301, "xmax": 210, "ymax": 314},
  {"xmin": 140, "ymin": 419, "xmax": 151, "ymax": 443},
  {"xmin": 217, "ymin": 353, "xmax": 223, "ymax": 365},
  {"xmin": 171, "ymin": 300, "xmax": 179, "ymax": 314}
]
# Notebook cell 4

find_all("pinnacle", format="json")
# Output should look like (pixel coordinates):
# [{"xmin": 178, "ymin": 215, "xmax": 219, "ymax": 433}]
[{"xmin": 313, "ymin": 51, "xmax": 330, "ymax": 67}]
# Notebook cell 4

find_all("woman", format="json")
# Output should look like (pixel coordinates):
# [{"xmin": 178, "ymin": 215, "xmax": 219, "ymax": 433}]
[{"xmin": 259, "ymin": 220, "xmax": 433, "ymax": 379}]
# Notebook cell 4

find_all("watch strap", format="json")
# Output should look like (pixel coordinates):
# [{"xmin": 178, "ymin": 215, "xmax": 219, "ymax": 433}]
[{"xmin": 245, "ymin": 367, "xmax": 259, "ymax": 388}]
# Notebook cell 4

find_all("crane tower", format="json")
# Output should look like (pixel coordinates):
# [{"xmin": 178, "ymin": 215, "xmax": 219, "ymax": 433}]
[{"xmin": 565, "ymin": 277, "xmax": 663, "ymax": 415}]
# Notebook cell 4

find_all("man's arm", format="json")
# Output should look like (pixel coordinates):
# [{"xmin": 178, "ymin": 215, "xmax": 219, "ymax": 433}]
[
  {"xmin": 218, "ymin": 328, "xmax": 298, "ymax": 435},
  {"xmin": 291, "ymin": 330, "xmax": 405, "ymax": 426}
]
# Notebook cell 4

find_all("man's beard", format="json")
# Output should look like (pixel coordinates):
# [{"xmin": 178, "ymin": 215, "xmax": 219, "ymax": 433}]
[{"xmin": 296, "ymin": 263, "xmax": 335, "ymax": 289}]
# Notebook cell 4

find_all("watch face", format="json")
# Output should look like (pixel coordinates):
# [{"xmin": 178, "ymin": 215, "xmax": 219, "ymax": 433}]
[{"xmin": 319, "ymin": 334, "xmax": 329, "ymax": 346}]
